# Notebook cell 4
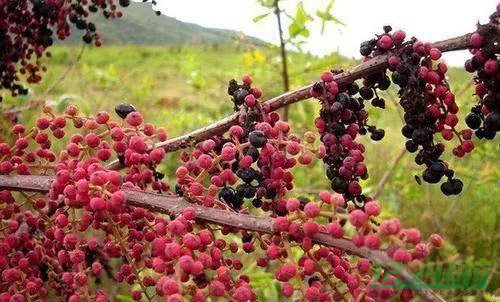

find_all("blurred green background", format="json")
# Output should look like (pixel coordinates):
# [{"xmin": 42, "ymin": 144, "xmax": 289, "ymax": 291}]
[{"xmin": 0, "ymin": 2, "xmax": 498, "ymax": 301}]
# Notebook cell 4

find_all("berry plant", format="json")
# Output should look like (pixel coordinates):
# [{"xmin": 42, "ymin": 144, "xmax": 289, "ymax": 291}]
[
  {"xmin": 0, "ymin": 0, "xmax": 158, "ymax": 100},
  {"xmin": 0, "ymin": 3, "xmax": 498, "ymax": 302}
]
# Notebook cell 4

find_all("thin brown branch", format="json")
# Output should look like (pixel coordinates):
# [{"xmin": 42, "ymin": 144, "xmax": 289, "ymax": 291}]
[
  {"xmin": 0, "ymin": 175, "xmax": 444, "ymax": 301},
  {"xmin": 106, "ymin": 26, "xmax": 498, "ymax": 171},
  {"xmin": 373, "ymin": 148, "xmax": 407, "ymax": 200}
]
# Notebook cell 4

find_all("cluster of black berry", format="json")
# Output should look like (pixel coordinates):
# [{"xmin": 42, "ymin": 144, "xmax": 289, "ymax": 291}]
[
  {"xmin": 464, "ymin": 7, "xmax": 500, "ymax": 139},
  {"xmin": 312, "ymin": 71, "xmax": 385, "ymax": 206},
  {"xmin": 176, "ymin": 76, "xmax": 319, "ymax": 216},
  {"xmin": 359, "ymin": 26, "xmax": 469, "ymax": 195},
  {"xmin": 0, "ymin": 0, "xmax": 158, "ymax": 100}
]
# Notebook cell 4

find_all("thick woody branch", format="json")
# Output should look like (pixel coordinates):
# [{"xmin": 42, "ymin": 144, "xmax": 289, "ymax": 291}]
[
  {"xmin": 0, "ymin": 175, "xmax": 444, "ymax": 301},
  {"xmin": 106, "ymin": 27, "xmax": 496, "ymax": 171}
]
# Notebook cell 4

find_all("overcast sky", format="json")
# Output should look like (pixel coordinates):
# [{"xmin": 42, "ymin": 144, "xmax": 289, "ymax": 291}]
[{"xmin": 154, "ymin": 0, "xmax": 498, "ymax": 66}]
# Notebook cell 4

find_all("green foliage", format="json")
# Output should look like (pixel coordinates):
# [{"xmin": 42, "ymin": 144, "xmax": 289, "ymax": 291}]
[{"xmin": 316, "ymin": 0, "xmax": 346, "ymax": 33}]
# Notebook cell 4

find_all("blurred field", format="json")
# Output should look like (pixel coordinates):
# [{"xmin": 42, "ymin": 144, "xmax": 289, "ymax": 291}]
[{"xmin": 1, "ymin": 44, "xmax": 498, "ymax": 300}]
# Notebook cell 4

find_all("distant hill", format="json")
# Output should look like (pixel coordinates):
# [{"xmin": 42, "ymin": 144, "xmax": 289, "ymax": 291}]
[{"xmin": 60, "ymin": 2, "xmax": 267, "ymax": 46}]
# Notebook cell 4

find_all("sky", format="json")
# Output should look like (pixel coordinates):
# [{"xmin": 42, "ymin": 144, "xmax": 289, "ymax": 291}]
[{"xmin": 153, "ymin": 0, "xmax": 498, "ymax": 66}]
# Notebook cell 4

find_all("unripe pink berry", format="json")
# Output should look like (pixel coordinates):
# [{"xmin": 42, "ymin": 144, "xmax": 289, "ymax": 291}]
[
  {"xmin": 303, "ymin": 220, "xmax": 319, "ymax": 237},
  {"xmin": 364, "ymin": 201, "xmax": 381, "ymax": 216},
  {"xmin": 429, "ymin": 233, "xmax": 444, "ymax": 247},
  {"xmin": 126, "ymin": 112, "xmax": 143, "ymax": 126},
  {"xmin": 429, "ymin": 48, "xmax": 441, "ymax": 60},
  {"xmin": 326, "ymin": 221, "xmax": 344, "ymax": 238},
  {"xmin": 242, "ymin": 74, "xmax": 253, "ymax": 85},
  {"xmin": 377, "ymin": 35, "xmax": 393, "ymax": 50},
  {"xmin": 304, "ymin": 202, "xmax": 320, "ymax": 218},
  {"xmin": 286, "ymin": 198, "xmax": 300, "ymax": 212},
  {"xmin": 349, "ymin": 210, "xmax": 367, "ymax": 228},
  {"xmin": 470, "ymin": 32, "xmax": 483, "ymax": 48},
  {"xmin": 392, "ymin": 30, "xmax": 406, "ymax": 42},
  {"xmin": 321, "ymin": 71, "xmax": 334, "ymax": 83}
]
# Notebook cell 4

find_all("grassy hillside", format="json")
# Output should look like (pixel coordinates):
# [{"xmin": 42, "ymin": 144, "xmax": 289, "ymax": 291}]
[
  {"xmin": 59, "ymin": 2, "xmax": 267, "ymax": 46},
  {"xmin": 1, "ymin": 44, "xmax": 498, "ymax": 298}
]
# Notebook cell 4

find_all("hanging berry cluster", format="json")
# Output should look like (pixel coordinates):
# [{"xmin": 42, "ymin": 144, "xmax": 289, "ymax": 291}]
[
  {"xmin": 464, "ymin": 7, "xmax": 500, "ymax": 138},
  {"xmin": 176, "ymin": 75, "xmax": 325, "ymax": 215},
  {"xmin": 0, "ymin": 0, "xmax": 157, "ymax": 99},
  {"xmin": 357, "ymin": 26, "xmax": 474, "ymax": 195},
  {"xmin": 311, "ymin": 71, "xmax": 384, "ymax": 206}
]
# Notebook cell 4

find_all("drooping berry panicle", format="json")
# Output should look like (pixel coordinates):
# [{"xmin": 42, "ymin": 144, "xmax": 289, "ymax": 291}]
[
  {"xmin": 464, "ymin": 7, "xmax": 500, "ymax": 138},
  {"xmin": 0, "ymin": 0, "xmax": 157, "ymax": 99},
  {"xmin": 311, "ymin": 70, "xmax": 382, "ymax": 205},
  {"xmin": 358, "ymin": 26, "xmax": 472, "ymax": 195}
]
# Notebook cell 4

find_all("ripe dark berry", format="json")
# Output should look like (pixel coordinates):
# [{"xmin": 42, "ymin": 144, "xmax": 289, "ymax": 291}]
[
  {"xmin": 440, "ymin": 178, "xmax": 463, "ymax": 195},
  {"xmin": 233, "ymin": 88, "xmax": 249, "ymax": 105},
  {"xmin": 119, "ymin": 0, "xmax": 131, "ymax": 7},
  {"xmin": 484, "ymin": 111, "xmax": 500, "ymax": 132},
  {"xmin": 115, "ymin": 103, "xmax": 137, "ymax": 119},
  {"xmin": 370, "ymin": 129, "xmax": 385, "ymax": 141},
  {"xmin": 465, "ymin": 113, "xmax": 482, "ymax": 129},
  {"xmin": 359, "ymin": 87, "xmax": 374, "ymax": 100},
  {"xmin": 248, "ymin": 131, "xmax": 267, "ymax": 148}
]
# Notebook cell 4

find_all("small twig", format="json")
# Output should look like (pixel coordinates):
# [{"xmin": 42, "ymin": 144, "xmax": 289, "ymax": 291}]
[
  {"xmin": 43, "ymin": 43, "xmax": 86, "ymax": 95},
  {"xmin": 373, "ymin": 148, "xmax": 406, "ymax": 200}
]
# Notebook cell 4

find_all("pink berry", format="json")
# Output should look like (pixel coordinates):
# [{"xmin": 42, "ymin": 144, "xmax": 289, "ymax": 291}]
[
  {"xmin": 304, "ymin": 202, "xmax": 320, "ymax": 218},
  {"xmin": 364, "ymin": 201, "xmax": 380, "ymax": 216},
  {"xmin": 470, "ymin": 32, "xmax": 483, "ymax": 48},
  {"xmin": 326, "ymin": 221, "xmax": 344, "ymax": 238},
  {"xmin": 392, "ymin": 30, "xmax": 406, "ymax": 42},
  {"xmin": 349, "ymin": 210, "xmax": 367, "ymax": 228},
  {"xmin": 321, "ymin": 71, "xmax": 334, "ymax": 83},
  {"xmin": 429, "ymin": 48, "xmax": 441, "ymax": 60},
  {"xmin": 126, "ymin": 112, "xmax": 143, "ymax": 126},
  {"xmin": 484, "ymin": 59, "xmax": 498, "ymax": 74},
  {"xmin": 377, "ymin": 35, "xmax": 393, "ymax": 50}
]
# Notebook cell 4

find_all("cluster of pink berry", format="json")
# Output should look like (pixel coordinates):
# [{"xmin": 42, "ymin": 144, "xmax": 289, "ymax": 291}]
[
  {"xmin": 0, "ymin": 76, "xmax": 444, "ymax": 301},
  {"xmin": 269, "ymin": 190, "xmax": 444, "ymax": 301},
  {"xmin": 464, "ymin": 6, "xmax": 499, "ymax": 138},
  {"xmin": 176, "ymin": 75, "xmax": 325, "ymax": 214},
  {"xmin": 359, "ymin": 26, "xmax": 471, "ymax": 195},
  {"xmin": 0, "ymin": 0, "xmax": 156, "ymax": 99}
]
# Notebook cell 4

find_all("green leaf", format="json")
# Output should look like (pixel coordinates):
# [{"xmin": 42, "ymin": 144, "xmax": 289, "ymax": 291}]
[
  {"xmin": 253, "ymin": 12, "xmax": 270, "ymax": 22},
  {"xmin": 316, "ymin": 0, "xmax": 345, "ymax": 34},
  {"xmin": 288, "ymin": 2, "xmax": 312, "ymax": 39},
  {"xmin": 116, "ymin": 295, "xmax": 134, "ymax": 302},
  {"xmin": 256, "ymin": 0, "xmax": 274, "ymax": 8},
  {"xmin": 294, "ymin": 2, "xmax": 310, "ymax": 24}
]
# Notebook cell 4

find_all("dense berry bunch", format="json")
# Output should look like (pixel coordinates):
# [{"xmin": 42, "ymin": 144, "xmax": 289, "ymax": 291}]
[
  {"xmin": 0, "ymin": 0, "xmax": 157, "ymax": 99},
  {"xmin": 311, "ymin": 71, "xmax": 385, "ymax": 205},
  {"xmin": 176, "ymin": 75, "xmax": 325, "ymax": 215},
  {"xmin": 464, "ymin": 7, "xmax": 500, "ymax": 138},
  {"xmin": 359, "ymin": 26, "xmax": 471, "ymax": 195},
  {"xmin": 0, "ymin": 76, "xmax": 443, "ymax": 300}
]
